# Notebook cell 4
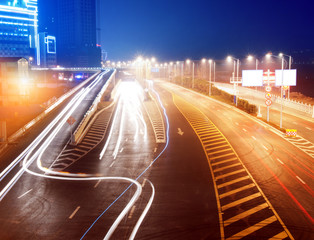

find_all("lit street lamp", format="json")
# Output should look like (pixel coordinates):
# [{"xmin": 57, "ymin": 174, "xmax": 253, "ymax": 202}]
[
  {"xmin": 279, "ymin": 53, "xmax": 293, "ymax": 99},
  {"xmin": 266, "ymin": 53, "xmax": 287, "ymax": 129},
  {"xmin": 227, "ymin": 56, "xmax": 240, "ymax": 106},
  {"xmin": 186, "ymin": 59, "xmax": 195, "ymax": 88}
]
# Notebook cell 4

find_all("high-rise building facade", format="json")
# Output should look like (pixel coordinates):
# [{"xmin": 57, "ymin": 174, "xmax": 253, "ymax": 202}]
[
  {"xmin": 57, "ymin": 0, "xmax": 101, "ymax": 67},
  {"xmin": 0, "ymin": 0, "xmax": 39, "ymax": 64}
]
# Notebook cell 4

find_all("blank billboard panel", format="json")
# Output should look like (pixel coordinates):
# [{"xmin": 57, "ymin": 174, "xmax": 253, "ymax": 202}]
[
  {"xmin": 275, "ymin": 69, "xmax": 297, "ymax": 86},
  {"xmin": 242, "ymin": 70, "xmax": 264, "ymax": 87}
]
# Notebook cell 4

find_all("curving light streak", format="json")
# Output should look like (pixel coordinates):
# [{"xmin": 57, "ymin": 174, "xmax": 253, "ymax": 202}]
[
  {"xmin": 129, "ymin": 179, "xmax": 155, "ymax": 240},
  {"xmin": 81, "ymin": 80, "xmax": 171, "ymax": 239},
  {"xmin": 0, "ymin": 71, "xmax": 109, "ymax": 200}
]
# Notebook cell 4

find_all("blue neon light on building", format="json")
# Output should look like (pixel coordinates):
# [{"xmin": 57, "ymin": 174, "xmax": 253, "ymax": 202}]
[{"xmin": 0, "ymin": 0, "xmax": 39, "ymax": 65}]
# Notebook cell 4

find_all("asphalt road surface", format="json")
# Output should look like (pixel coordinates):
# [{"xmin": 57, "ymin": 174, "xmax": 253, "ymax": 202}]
[{"xmin": 0, "ymin": 73, "xmax": 312, "ymax": 240}]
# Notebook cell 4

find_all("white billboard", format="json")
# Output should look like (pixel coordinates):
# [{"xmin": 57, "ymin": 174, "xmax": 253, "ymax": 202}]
[
  {"xmin": 242, "ymin": 70, "xmax": 264, "ymax": 87},
  {"xmin": 275, "ymin": 69, "xmax": 297, "ymax": 86}
]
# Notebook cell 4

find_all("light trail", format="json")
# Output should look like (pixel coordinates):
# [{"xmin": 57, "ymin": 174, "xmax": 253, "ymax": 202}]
[
  {"xmin": 0, "ymin": 71, "xmax": 109, "ymax": 200},
  {"xmin": 81, "ymin": 80, "xmax": 170, "ymax": 239}
]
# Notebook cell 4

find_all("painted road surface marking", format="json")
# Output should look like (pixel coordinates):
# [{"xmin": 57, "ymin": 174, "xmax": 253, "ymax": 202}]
[
  {"xmin": 18, "ymin": 189, "xmax": 33, "ymax": 199},
  {"xmin": 69, "ymin": 206, "xmax": 81, "ymax": 219}
]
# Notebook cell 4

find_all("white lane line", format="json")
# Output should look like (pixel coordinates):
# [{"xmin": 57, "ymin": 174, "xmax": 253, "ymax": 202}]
[
  {"xmin": 109, "ymin": 161, "xmax": 115, "ymax": 168},
  {"xmin": 69, "ymin": 206, "xmax": 81, "ymax": 219},
  {"xmin": 18, "ymin": 189, "xmax": 32, "ymax": 199},
  {"xmin": 296, "ymin": 176, "xmax": 306, "ymax": 185},
  {"xmin": 276, "ymin": 158, "xmax": 284, "ymax": 165},
  {"xmin": 242, "ymin": 128, "xmax": 247, "ymax": 132},
  {"xmin": 262, "ymin": 145, "xmax": 268, "ymax": 151},
  {"xmin": 125, "ymin": 138, "xmax": 128, "ymax": 142},
  {"xmin": 235, "ymin": 122, "xmax": 239, "ymax": 126},
  {"xmin": 252, "ymin": 136, "xmax": 257, "ymax": 141},
  {"xmin": 154, "ymin": 148, "xmax": 157, "ymax": 153},
  {"xmin": 128, "ymin": 206, "xmax": 136, "ymax": 219},
  {"xmin": 306, "ymin": 127, "xmax": 312, "ymax": 131},
  {"xmin": 94, "ymin": 180, "xmax": 101, "ymax": 188},
  {"xmin": 120, "ymin": 148, "xmax": 124, "ymax": 153},
  {"xmin": 293, "ymin": 121, "xmax": 298, "ymax": 125},
  {"xmin": 142, "ymin": 179, "xmax": 147, "ymax": 187}
]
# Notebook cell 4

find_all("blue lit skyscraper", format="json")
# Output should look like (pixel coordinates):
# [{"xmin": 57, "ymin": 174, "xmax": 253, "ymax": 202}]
[
  {"xmin": 57, "ymin": 0, "xmax": 101, "ymax": 67},
  {"xmin": 0, "ymin": 0, "xmax": 39, "ymax": 64}
]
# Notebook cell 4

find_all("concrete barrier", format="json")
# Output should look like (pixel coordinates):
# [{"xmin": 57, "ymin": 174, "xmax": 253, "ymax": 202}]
[{"xmin": 73, "ymin": 70, "xmax": 116, "ymax": 144}]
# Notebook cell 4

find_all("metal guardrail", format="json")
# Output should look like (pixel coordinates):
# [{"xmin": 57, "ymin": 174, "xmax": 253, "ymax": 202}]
[
  {"xmin": 73, "ymin": 70, "xmax": 116, "ymax": 144},
  {"xmin": 214, "ymin": 82, "xmax": 314, "ymax": 118}
]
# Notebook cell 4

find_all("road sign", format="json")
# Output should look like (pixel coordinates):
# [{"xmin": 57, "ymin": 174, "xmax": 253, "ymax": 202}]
[
  {"xmin": 67, "ymin": 116, "xmax": 76, "ymax": 126},
  {"xmin": 265, "ymin": 99, "xmax": 272, "ymax": 106},
  {"xmin": 265, "ymin": 86, "xmax": 272, "ymax": 92},
  {"xmin": 265, "ymin": 93, "xmax": 272, "ymax": 99}
]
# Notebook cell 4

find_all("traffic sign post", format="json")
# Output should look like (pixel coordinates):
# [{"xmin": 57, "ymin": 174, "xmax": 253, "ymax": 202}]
[{"xmin": 67, "ymin": 116, "xmax": 76, "ymax": 144}]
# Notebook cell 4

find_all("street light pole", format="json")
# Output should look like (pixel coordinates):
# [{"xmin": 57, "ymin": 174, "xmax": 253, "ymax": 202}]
[
  {"xmin": 209, "ymin": 60, "xmax": 212, "ymax": 96},
  {"xmin": 192, "ymin": 61, "xmax": 195, "ymax": 89},
  {"xmin": 280, "ymin": 56, "xmax": 284, "ymax": 129}
]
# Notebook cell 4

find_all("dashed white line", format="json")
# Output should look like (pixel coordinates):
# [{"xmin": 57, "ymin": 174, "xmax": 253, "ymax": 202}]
[
  {"xmin": 252, "ymin": 136, "xmax": 257, "ymax": 141},
  {"xmin": 18, "ymin": 189, "xmax": 32, "ymax": 199},
  {"xmin": 120, "ymin": 148, "xmax": 124, "ymax": 153},
  {"xmin": 276, "ymin": 158, "xmax": 284, "ymax": 165},
  {"xmin": 154, "ymin": 148, "xmax": 157, "ymax": 153},
  {"xmin": 69, "ymin": 206, "xmax": 81, "ymax": 219},
  {"xmin": 296, "ymin": 176, "xmax": 306, "ymax": 185},
  {"xmin": 128, "ymin": 206, "xmax": 136, "ymax": 219},
  {"xmin": 235, "ymin": 122, "xmax": 239, "ymax": 126},
  {"xmin": 306, "ymin": 127, "xmax": 312, "ymax": 131},
  {"xmin": 262, "ymin": 145, "xmax": 268, "ymax": 151},
  {"xmin": 109, "ymin": 161, "xmax": 115, "ymax": 168},
  {"xmin": 142, "ymin": 179, "xmax": 147, "ymax": 187},
  {"xmin": 242, "ymin": 128, "xmax": 247, "ymax": 132},
  {"xmin": 94, "ymin": 180, "xmax": 101, "ymax": 188}
]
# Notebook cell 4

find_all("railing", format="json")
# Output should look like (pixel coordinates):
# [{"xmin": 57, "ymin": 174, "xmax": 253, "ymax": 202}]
[
  {"xmin": 6, "ymin": 71, "xmax": 101, "ymax": 143},
  {"xmin": 273, "ymin": 95, "xmax": 313, "ymax": 117}
]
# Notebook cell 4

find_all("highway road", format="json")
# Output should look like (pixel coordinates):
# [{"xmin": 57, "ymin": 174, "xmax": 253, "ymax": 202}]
[{"xmin": 0, "ymin": 72, "xmax": 312, "ymax": 239}]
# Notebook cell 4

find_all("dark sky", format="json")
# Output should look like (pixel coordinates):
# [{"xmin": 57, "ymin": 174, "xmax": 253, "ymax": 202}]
[
  {"xmin": 38, "ymin": 0, "xmax": 314, "ymax": 61},
  {"xmin": 100, "ymin": 0, "xmax": 314, "ymax": 61}
]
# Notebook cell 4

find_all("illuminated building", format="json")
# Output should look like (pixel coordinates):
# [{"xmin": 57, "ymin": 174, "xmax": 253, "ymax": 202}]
[
  {"xmin": 38, "ymin": 32, "xmax": 56, "ymax": 67},
  {"xmin": 57, "ymin": 0, "xmax": 101, "ymax": 67},
  {"xmin": 0, "ymin": 0, "xmax": 39, "ymax": 65}
]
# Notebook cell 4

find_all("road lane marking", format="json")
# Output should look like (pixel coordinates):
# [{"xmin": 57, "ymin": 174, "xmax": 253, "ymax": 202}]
[
  {"xmin": 242, "ymin": 128, "xmax": 247, "ymax": 132},
  {"xmin": 226, "ymin": 216, "xmax": 277, "ymax": 240},
  {"xmin": 172, "ymin": 94, "xmax": 295, "ymax": 240},
  {"xmin": 109, "ymin": 161, "xmax": 115, "ymax": 168},
  {"xmin": 220, "ymin": 183, "xmax": 255, "ymax": 199},
  {"xmin": 154, "ymin": 148, "xmax": 157, "ymax": 153},
  {"xmin": 215, "ymin": 169, "xmax": 246, "ymax": 180},
  {"xmin": 213, "ymin": 163, "xmax": 241, "ymax": 173},
  {"xmin": 222, "ymin": 192, "xmax": 262, "ymax": 211},
  {"xmin": 252, "ymin": 136, "xmax": 256, "ymax": 140},
  {"xmin": 94, "ymin": 180, "xmax": 101, "ymax": 188},
  {"xmin": 296, "ymin": 176, "xmax": 306, "ymax": 185},
  {"xmin": 262, "ymin": 145, "xmax": 268, "ymax": 151},
  {"xmin": 235, "ymin": 122, "xmax": 239, "ymax": 126},
  {"xmin": 69, "ymin": 206, "xmax": 81, "ymax": 219},
  {"xmin": 270, "ymin": 231, "xmax": 289, "ymax": 239},
  {"xmin": 276, "ymin": 158, "xmax": 284, "ymax": 165},
  {"xmin": 306, "ymin": 127, "xmax": 312, "ymax": 131},
  {"xmin": 18, "ymin": 189, "xmax": 32, "ymax": 199},
  {"xmin": 224, "ymin": 202, "xmax": 268, "ymax": 226},
  {"xmin": 211, "ymin": 157, "xmax": 237, "ymax": 167},
  {"xmin": 128, "ymin": 206, "xmax": 136, "ymax": 219},
  {"xmin": 120, "ymin": 148, "xmax": 124, "ymax": 153},
  {"xmin": 142, "ymin": 179, "xmax": 147, "ymax": 187}
]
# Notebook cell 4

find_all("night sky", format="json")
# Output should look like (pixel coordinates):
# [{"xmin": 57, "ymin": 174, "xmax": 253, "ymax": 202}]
[
  {"xmin": 39, "ymin": 0, "xmax": 314, "ymax": 61},
  {"xmin": 99, "ymin": 0, "xmax": 313, "ymax": 61}
]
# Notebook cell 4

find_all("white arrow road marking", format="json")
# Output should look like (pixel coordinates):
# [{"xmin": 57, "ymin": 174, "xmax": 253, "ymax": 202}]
[{"xmin": 178, "ymin": 128, "xmax": 184, "ymax": 136}]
